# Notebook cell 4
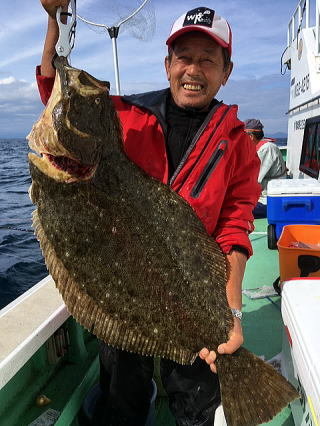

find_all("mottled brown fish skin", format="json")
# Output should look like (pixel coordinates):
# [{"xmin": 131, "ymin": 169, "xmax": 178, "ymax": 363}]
[
  {"xmin": 27, "ymin": 57, "xmax": 299, "ymax": 426},
  {"xmin": 29, "ymin": 153, "xmax": 231, "ymax": 361}
]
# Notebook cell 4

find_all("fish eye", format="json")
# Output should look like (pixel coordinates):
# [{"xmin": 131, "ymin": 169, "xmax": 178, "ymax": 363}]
[{"xmin": 95, "ymin": 97, "xmax": 101, "ymax": 105}]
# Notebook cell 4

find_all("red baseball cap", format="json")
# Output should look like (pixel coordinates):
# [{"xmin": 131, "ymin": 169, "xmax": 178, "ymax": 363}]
[{"xmin": 166, "ymin": 7, "xmax": 232, "ymax": 56}]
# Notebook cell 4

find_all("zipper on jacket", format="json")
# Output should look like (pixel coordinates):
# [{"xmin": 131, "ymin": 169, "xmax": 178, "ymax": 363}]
[
  {"xmin": 169, "ymin": 104, "xmax": 231, "ymax": 189},
  {"xmin": 191, "ymin": 140, "xmax": 228, "ymax": 198},
  {"xmin": 169, "ymin": 102, "xmax": 224, "ymax": 186}
]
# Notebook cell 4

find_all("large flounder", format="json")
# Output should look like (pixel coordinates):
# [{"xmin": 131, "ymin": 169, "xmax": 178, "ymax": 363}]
[{"xmin": 27, "ymin": 57, "xmax": 298, "ymax": 426}]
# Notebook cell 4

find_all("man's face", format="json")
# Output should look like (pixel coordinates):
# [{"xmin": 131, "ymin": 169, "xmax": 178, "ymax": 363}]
[{"xmin": 165, "ymin": 32, "xmax": 233, "ymax": 110}]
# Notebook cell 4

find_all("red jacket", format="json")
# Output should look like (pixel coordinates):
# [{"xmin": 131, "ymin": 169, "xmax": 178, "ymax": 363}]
[{"xmin": 36, "ymin": 67, "xmax": 260, "ymax": 256}]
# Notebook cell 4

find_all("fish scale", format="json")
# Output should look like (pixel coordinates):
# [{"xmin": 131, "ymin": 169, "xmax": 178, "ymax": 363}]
[{"xmin": 27, "ymin": 56, "xmax": 299, "ymax": 426}]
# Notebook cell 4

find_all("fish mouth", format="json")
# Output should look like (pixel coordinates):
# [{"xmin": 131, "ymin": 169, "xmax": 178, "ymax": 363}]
[
  {"xmin": 28, "ymin": 150, "xmax": 97, "ymax": 183},
  {"xmin": 27, "ymin": 64, "xmax": 99, "ymax": 183}
]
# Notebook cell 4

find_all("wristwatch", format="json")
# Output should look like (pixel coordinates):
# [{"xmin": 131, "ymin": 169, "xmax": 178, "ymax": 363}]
[{"xmin": 231, "ymin": 308, "xmax": 243, "ymax": 321}]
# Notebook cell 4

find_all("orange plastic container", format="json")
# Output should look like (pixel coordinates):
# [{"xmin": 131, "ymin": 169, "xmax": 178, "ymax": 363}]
[{"xmin": 277, "ymin": 224, "xmax": 320, "ymax": 282}]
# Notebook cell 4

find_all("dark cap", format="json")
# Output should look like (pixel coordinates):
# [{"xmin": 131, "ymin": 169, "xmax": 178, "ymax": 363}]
[{"xmin": 244, "ymin": 119, "xmax": 264, "ymax": 132}]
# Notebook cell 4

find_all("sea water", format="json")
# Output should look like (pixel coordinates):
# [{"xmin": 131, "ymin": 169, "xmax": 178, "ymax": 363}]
[{"xmin": 0, "ymin": 138, "xmax": 47, "ymax": 309}]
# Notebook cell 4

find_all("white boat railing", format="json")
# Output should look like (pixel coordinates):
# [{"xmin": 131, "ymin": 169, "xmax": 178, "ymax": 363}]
[
  {"xmin": 317, "ymin": 0, "xmax": 320, "ymax": 54},
  {"xmin": 0, "ymin": 276, "xmax": 69, "ymax": 389},
  {"xmin": 287, "ymin": 0, "xmax": 320, "ymax": 55}
]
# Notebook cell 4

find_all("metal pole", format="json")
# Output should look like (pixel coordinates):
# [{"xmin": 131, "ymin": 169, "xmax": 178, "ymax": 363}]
[
  {"xmin": 292, "ymin": 13, "xmax": 295, "ymax": 42},
  {"xmin": 111, "ymin": 36, "xmax": 121, "ymax": 95},
  {"xmin": 317, "ymin": 0, "xmax": 320, "ymax": 55},
  {"xmin": 107, "ymin": 26, "xmax": 121, "ymax": 95}
]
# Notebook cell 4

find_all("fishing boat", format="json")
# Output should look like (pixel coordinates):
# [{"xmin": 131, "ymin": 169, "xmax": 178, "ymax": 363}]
[
  {"xmin": 267, "ymin": 0, "xmax": 320, "ymax": 251},
  {"xmin": 1, "ymin": 1, "xmax": 320, "ymax": 425},
  {"xmin": 281, "ymin": 0, "xmax": 320, "ymax": 180}
]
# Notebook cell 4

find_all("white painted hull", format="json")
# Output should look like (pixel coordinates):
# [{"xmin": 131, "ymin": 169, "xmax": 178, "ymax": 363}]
[{"xmin": 282, "ymin": 0, "xmax": 320, "ymax": 179}]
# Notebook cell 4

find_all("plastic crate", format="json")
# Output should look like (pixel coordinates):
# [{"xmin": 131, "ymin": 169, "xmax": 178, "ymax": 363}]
[{"xmin": 277, "ymin": 224, "xmax": 320, "ymax": 282}]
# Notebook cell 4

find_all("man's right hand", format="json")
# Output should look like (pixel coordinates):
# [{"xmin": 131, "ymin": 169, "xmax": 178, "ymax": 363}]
[
  {"xmin": 40, "ymin": 0, "xmax": 69, "ymax": 77},
  {"xmin": 41, "ymin": 0, "xmax": 69, "ymax": 19}
]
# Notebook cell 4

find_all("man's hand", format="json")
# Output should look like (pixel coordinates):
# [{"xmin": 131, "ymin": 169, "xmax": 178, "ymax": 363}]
[
  {"xmin": 40, "ymin": 0, "xmax": 69, "ymax": 76},
  {"xmin": 41, "ymin": 0, "xmax": 69, "ymax": 19},
  {"xmin": 199, "ymin": 249, "xmax": 247, "ymax": 373},
  {"xmin": 199, "ymin": 317, "xmax": 243, "ymax": 373}
]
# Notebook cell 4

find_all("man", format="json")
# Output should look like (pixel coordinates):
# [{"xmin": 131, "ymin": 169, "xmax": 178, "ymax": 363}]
[
  {"xmin": 244, "ymin": 119, "xmax": 287, "ymax": 218},
  {"xmin": 37, "ymin": 2, "xmax": 260, "ymax": 425}
]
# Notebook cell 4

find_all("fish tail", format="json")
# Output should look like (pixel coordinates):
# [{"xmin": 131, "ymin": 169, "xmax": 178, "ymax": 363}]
[{"xmin": 216, "ymin": 347, "xmax": 299, "ymax": 426}]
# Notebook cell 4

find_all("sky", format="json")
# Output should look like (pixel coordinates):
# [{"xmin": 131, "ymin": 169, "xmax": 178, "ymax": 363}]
[{"xmin": 0, "ymin": 0, "xmax": 298, "ymax": 138}]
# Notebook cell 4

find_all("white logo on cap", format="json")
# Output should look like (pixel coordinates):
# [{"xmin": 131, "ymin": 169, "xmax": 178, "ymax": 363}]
[{"xmin": 186, "ymin": 10, "xmax": 212, "ymax": 26}]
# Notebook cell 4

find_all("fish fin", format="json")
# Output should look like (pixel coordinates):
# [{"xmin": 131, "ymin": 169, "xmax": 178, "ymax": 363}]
[{"xmin": 217, "ymin": 347, "xmax": 299, "ymax": 426}]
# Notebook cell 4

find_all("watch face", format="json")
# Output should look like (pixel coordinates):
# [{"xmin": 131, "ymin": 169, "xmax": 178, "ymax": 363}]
[{"xmin": 231, "ymin": 309, "xmax": 242, "ymax": 320}]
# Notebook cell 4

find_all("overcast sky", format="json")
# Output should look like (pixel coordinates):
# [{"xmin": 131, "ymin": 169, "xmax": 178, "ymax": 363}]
[{"xmin": 0, "ymin": 0, "xmax": 298, "ymax": 138}]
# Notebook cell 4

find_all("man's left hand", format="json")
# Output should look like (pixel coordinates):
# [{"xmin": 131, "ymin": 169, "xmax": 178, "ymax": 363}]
[{"xmin": 199, "ymin": 317, "xmax": 243, "ymax": 373}]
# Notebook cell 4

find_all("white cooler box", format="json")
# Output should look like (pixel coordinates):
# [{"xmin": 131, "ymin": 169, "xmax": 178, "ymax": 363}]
[{"xmin": 281, "ymin": 278, "xmax": 320, "ymax": 425}]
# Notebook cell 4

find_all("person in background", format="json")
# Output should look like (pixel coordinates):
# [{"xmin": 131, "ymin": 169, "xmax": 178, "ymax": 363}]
[
  {"xmin": 244, "ymin": 119, "xmax": 287, "ymax": 219},
  {"xmin": 37, "ymin": 2, "xmax": 261, "ymax": 425}
]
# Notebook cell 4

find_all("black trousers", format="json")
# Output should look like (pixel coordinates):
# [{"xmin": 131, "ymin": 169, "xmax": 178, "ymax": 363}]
[
  {"xmin": 253, "ymin": 202, "xmax": 267, "ymax": 218},
  {"xmin": 92, "ymin": 343, "xmax": 221, "ymax": 426}
]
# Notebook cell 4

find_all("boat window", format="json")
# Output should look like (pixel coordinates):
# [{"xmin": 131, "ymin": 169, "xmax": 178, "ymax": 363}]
[{"xmin": 299, "ymin": 115, "xmax": 320, "ymax": 179}]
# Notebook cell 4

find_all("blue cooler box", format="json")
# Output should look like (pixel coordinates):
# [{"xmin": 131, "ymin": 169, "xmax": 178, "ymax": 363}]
[{"xmin": 267, "ymin": 179, "xmax": 320, "ymax": 249}]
